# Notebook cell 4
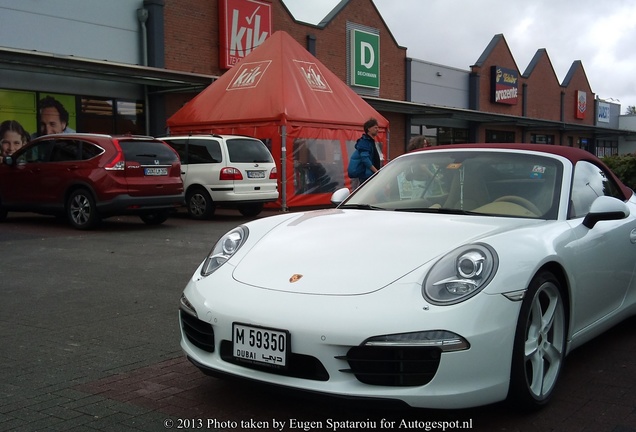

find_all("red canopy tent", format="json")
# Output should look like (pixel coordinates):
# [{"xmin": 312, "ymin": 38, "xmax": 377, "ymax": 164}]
[{"xmin": 166, "ymin": 31, "xmax": 389, "ymax": 209}]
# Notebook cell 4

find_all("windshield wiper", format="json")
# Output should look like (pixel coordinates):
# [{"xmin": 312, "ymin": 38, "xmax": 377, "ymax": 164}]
[
  {"xmin": 340, "ymin": 203, "xmax": 385, "ymax": 210},
  {"xmin": 395, "ymin": 207, "xmax": 486, "ymax": 215}
]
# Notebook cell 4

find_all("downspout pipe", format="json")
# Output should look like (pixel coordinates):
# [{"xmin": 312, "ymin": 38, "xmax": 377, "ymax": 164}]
[{"xmin": 137, "ymin": 8, "xmax": 150, "ymax": 135}]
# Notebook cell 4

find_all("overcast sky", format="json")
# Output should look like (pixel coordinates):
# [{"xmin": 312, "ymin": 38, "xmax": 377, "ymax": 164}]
[{"xmin": 282, "ymin": 0, "xmax": 636, "ymax": 113}]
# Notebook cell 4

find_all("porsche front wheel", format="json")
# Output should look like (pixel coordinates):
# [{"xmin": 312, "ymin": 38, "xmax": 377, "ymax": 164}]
[{"xmin": 508, "ymin": 271, "xmax": 567, "ymax": 410}]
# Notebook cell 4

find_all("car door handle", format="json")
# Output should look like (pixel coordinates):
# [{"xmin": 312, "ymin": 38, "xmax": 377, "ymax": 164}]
[{"xmin": 67, "ymin": 165, "xmax": 80, "ymax": 171}]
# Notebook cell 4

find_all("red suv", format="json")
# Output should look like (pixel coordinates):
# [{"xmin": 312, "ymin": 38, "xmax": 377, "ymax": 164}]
[{"xmin": 0, "ymin": 134, "xmax": 184, "ymax": 229}]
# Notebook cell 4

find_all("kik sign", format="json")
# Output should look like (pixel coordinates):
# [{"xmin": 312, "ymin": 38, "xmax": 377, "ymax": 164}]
[
  {"xmin": 219, "ymin": 0, "xmax": 272, "ymax": 69},
  {"xmin": 350, "ymin": 29, "xmax": 380, "ymax": 89}
]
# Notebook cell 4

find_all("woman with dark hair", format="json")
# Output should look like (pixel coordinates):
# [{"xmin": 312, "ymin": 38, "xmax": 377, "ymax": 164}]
[{"xmin": 0, "ymin": 119, "xmax": 30, "ymax": 161}]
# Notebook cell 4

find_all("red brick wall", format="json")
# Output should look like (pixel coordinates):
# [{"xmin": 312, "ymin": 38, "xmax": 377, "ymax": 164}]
[
  {"xmin": 164, "ymin": 0, "xmax": 219, "ymax": 75},
  {"xmin": 524, "ymin": 53, "xmax": 562, "ymax": 121}
]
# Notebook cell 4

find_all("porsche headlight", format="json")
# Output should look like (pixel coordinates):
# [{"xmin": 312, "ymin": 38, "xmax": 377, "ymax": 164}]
[
  {"xmin": 423, "ymin": 244, "xmax": 498, "ymax": 305},
  {"xmin": 200, "ymin": 226, "xmax": 249, "ymax": 276}
]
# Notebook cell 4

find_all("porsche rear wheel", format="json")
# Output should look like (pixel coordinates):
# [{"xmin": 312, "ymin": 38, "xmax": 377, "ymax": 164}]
[{"xmin": 509, "ymin": 271, "xmax": 567, "ymax": 410}]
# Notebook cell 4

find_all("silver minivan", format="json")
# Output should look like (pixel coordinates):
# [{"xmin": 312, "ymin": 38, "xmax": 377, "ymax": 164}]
[{"xmin": 160, "ymin": 135, "xmax": 278, "ymax": 219}]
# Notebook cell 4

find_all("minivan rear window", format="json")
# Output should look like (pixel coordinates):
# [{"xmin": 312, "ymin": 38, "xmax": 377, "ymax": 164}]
[
  {"xmin": 226, "ymin": 138, "xmax": 273, "ymax": 163},
  {"xmin": 120, "ymin": 140, "xmax": 177, "ymax": 165}
]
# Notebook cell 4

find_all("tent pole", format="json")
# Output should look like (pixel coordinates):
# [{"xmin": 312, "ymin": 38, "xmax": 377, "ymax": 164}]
[{"xmin": 281, "ymin": 125, "xmax": 287, "ymax": 211}]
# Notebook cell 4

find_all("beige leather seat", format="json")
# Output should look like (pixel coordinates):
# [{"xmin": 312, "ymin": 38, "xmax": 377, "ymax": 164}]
[{"xmin": 443, "ymin": 164, "xmax": 490, "ymax": 210}]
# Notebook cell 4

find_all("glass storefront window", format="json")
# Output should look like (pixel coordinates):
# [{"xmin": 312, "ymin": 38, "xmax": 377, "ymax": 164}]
[
  {"xmin": 116, "ymin": 100, "xmax": 145, "ymax": 135},
  {"xmin": 485, "ymin": 129, "xmax": 515, "ymax": 143},
  {"xmin": 79, "ymin": 98, "xmax": 145, "ymax": 135}
]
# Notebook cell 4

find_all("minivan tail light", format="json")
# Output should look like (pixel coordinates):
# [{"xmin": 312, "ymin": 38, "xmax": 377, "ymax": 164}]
[
  {"xmin": 105, "ymin": 139, "xmax": 125, "ymax": 170},
  {"xmin": 220, "ymin": 167, "xmax": 243, "ymax": 180},
  {"xmin": 269, "ymin": 166, "xmax": 278, "ymax": 180}
]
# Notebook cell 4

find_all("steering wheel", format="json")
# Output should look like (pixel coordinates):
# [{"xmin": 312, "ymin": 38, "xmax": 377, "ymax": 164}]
[{"xmin": 493, "ymin": 195, "xmax": 542, "ymax": 216}]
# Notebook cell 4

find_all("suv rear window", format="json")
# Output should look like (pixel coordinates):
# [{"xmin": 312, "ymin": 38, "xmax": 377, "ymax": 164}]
[
  {"xmin": 119, "ymin": 140, "xmax": 177, "ymax": 165},
  {"xmin": 226, "ymin": 138, "xmax": 273, "ymax": 163}
]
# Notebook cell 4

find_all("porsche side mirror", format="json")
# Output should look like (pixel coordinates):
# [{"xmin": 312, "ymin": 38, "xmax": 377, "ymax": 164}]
[
  {"xmin": 330, "ymin": 187, "xmax": 350, "ymax": 206},
  {"xmin": 3, "ymin": 156, "xmax": 14, "ymax": 166},
  {"xmin": 583, "ymin": 195, "xmax": 630, "ymax": 229}
]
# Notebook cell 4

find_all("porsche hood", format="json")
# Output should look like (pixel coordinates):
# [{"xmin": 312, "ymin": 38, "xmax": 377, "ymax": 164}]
[{"xmin": 231, "ymin": 209, "xmax": 538, "ymax": 295}]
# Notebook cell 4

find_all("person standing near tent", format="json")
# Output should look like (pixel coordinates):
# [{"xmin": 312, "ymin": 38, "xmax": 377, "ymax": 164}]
[{"xmin": 348, "ymin": 118, "xmax": 381, "ymax": 189}]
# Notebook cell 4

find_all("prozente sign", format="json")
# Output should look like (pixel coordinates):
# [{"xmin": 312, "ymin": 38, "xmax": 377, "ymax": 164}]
[
  {"xmin": 491, "ymin": 66, "xmax": 519, "ymax": 105},
  {"xmin": 219, "ymin": 0, "xmax": 272, "ymax": 69},
  {"xmin": 350, "ymin": 29, "xmax": 380, "ymax": 89}
]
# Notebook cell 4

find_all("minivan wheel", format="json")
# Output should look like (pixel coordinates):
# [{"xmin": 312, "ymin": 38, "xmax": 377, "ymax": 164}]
[
  {"xmin": 67, "ymin": 189, "xmax": 101, "ymax": 230},
  {"xmin": 186, "ymin": 187, "xmax": 215, "ymax": 220},
  {"xmin": 238, "ymin": 203, "xmax": 264, "ymax": 217},
  {"xmin": 140, "ymin": 210, "xmax": 170, "ymax": 225}
]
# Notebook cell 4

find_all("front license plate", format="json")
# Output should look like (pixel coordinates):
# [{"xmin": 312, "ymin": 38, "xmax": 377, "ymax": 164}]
[
  {"xmin": 144, "ymin": 167, "xmax": 168, "ymax": 176},
  {"xmin": 247, "ymin": 170, "xmax": 265, "ymax": 179},
  {"xmin": 233, "ymin": 323, "xmax": 289, "ymax": 368}
]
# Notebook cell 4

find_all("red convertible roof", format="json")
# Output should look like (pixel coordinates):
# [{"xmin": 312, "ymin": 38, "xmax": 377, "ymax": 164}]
[{"xmin": 420, "ymin": 143, "xmax": 633, "ymax": 201}]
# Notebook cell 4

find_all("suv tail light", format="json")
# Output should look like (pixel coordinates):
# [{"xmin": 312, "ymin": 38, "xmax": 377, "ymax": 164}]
[
  {"xmin": 269, "ymin": 166, "xmax": 278, "ymax": 180},
  {"xmin": 105, "ymin": 138, "xmax": 125, "ymax": 171},
  {"xmin": 219, "ymin": 167, "xmax": 243, "ymax": 180}
]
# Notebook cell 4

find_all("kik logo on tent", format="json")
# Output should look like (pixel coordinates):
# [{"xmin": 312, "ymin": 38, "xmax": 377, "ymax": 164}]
[
  {"xmin": 227, "ymin": 61, "xmax": 271, "ymax": 90},
  {"xmin": 293, "ymin": 60, "xmax": 332, "ymax": 93}
]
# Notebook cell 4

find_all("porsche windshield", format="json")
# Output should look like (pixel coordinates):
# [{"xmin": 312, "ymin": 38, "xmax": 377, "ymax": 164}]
[{"xmin": 343, "ymin": 150, "xmax": 563, "ymax": 219}]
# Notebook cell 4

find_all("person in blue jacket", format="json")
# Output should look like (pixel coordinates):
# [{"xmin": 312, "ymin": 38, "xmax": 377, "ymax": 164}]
[{"xmin": 349, "ymin": 118, "xmax": 381, "ymax": 188}]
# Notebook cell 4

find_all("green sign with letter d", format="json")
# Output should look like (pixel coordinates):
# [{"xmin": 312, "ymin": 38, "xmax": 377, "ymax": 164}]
[{"xmin": 350, "ymin": 29, "xmax": 380, "ymax": 89}]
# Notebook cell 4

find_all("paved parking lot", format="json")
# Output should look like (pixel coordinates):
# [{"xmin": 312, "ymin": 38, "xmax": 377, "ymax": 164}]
[{"xmin": 1, "ymin": 210, "xmax": 636, "ymax": 432}]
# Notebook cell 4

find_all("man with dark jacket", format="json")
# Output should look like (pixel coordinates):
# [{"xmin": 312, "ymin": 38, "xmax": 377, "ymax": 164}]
[{"xmin": 348, "ymin": 118, "xmax": 381, "ymax": 188}]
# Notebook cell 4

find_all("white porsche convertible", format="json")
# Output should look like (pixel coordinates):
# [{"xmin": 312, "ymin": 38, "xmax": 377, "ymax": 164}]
[{"xmin": 179, "ymin": 144, "xmax": 636, "ymax": 410}]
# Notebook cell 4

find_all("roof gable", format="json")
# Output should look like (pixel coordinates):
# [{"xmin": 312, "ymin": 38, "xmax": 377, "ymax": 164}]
[{"xmin": 472, "ymin": 34, "xmax": 519, "ymax": 72}]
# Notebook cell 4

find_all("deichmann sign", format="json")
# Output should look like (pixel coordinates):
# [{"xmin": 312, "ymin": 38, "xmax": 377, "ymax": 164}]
[
  {"xmin": 350, "ymin": 29, "xmax": 380, "ymax": 89},
  {"xmin": 219, "ymin": 0, "xmax": 272, "ymax": 69},
  {"xmin": 491, "ymin": 66, "xmax": 519, "ymax": 105}
]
